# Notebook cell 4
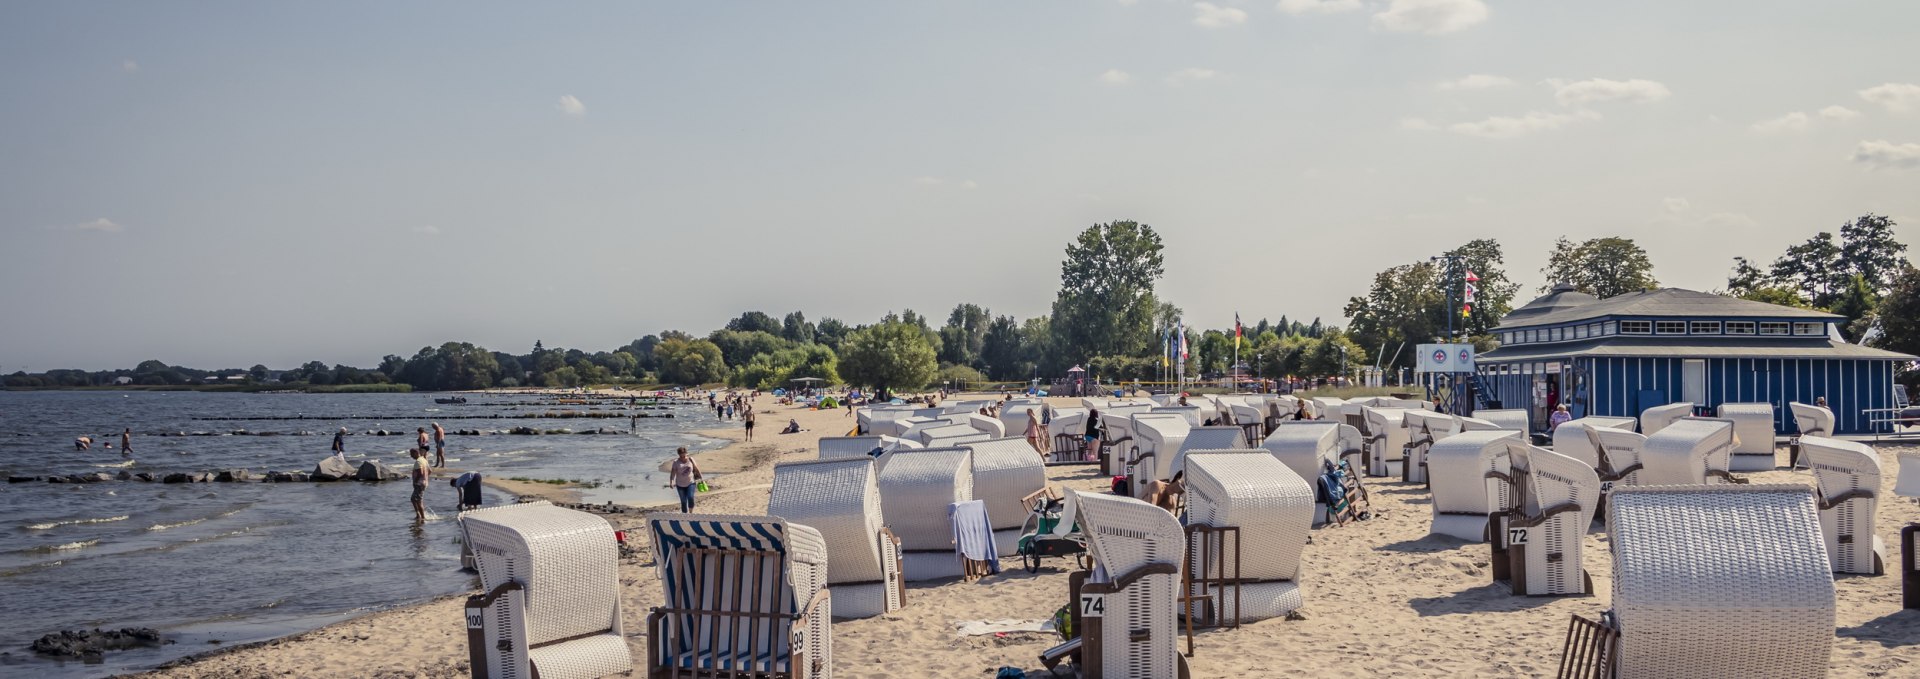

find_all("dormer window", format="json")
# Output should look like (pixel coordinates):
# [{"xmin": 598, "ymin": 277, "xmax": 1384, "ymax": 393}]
[
  {"xmin": 1655, "ymin": 321, "xmax": 1688, "ymax": 334},
  {"xmin": 1726, "ymin": 321, "xmax": 1756, "ymax": 335},
  {"xmin": 1690, "ymin": 321, "xmax": 1721, "ymax": 334},
  {"xmin": 1760, "ymin": 322, "xmax": 1791, "ymax": 336},
  {"xmin": 1793, "ymin": 322, "xmax": 1824, "ymax": 336},
  {"xmin": 1621, "ymin": 321, "xmax": 1652, "ymax": 334}
]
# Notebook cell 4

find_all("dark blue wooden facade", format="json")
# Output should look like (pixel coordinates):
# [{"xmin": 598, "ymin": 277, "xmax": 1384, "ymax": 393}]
[{"xmin": 1476, "ymin": 356, "xmax": 1902, "ymax": 435}]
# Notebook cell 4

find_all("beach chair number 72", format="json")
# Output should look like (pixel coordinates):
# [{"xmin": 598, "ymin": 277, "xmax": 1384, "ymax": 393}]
[
  {"xmin": 1079, "ymin": 593, "xmax": 1107, "ymax": 618},
  {"xmin": 1508, "ymin": 527, "xmax": 1530, "ymax": 545}
]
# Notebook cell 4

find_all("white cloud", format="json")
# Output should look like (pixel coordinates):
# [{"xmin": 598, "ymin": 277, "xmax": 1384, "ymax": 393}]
[
  {"xmin": 1277, "ymin": 0, "xmax": 1361, "ymax": 15},
  {"xmin": 1436, "ymin": 74, "xmax": 1513, "ymax": 91},
  {"xmin": 1447, "ymin": 110, "xmax": 1600, "ymax": 139},
  {"xmin": 1663, "ymin": 197, "xmax": 1690, "ymax": 214},
  {"xmin": 1165, "ymin": 67, "xmax": 1222, "ymax": 85},
  {"xmin": 1098, "ymin": 69, "xmax": 1133, "ymax": 86},
  {"xmin": 1399, "ymin": 117, "xmax": 1439, "ymax": 131},
  {"xmin": 121, "ymin": 60, "xmax": 139, "ymax": 73},
  {"xmin": 1818, "ymin": 105, "xmax": 1861, "ymax": 121},
  {"xmin": 1548, "ymin": 78, "xmax": 1670, "ymax": 106},
  {"xmin": 1749, "ymin": 111, "xmax": 1809, "ymax": 134},
  {"xmin": 1193, "ymin": 2, "xmax": 1248, "ymax": 27},
  {"xmin": 1859, "ymin": 83, "xmax": 1920, "ymax": 113},
  {"xmin": 71, "ymin": 218, "xmax": 123, "ymax": 233},
  {"xmin": 1850, "ymin": 140, "xmax": 1920, "ymax": 170},
  {"xmin": 1371, "ymin": 0, "xmax": 1488, "ymax": 35},
  {"xmin": 557, "ymin": 95, "xmax": 585, "ymax": 116},
  {"xmin": 961, "ymin": 180, "xmax": 979, "ymax": 190},
  {"xmin": 412, "ymin": 225, "xmax": 442, "ymax": 236},
  {"xmin": 913, "ymin": 176, "xmax": 944, "ymax": 186}
]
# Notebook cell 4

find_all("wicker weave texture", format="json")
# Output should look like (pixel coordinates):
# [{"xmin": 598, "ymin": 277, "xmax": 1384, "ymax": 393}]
[
  {"xmin": 1790, "ymin": 402, "xmax": 1834, "ymax": 437},
  {"xmin": 1129, "ymin": 415, "xmax": 1192, "ymax": 489},
  {"xmin": 1260, "ymin": 422, "xmax": 1354, "ymax": 483},
  {"xmin": 917, "ymin": 423, "xmax": 980, "ymax": 446},
  {"xmin": 1072, "ymin": 490, "xmax": 1183, "ymax": 679},
  {"xmin": 819, "ymin": 436, "xmax": 884, "ymax": 460},
  {"xmin": 768, "ymin": 458, "xmax": 887, "ymax": 586},
  {"xmin": 1640, "ymin": 418, "xmax": 1736, "ymax": 486},
  {"xmin": 1607, "ymin": 485, "xmax": 1835, "ymax": 679},
  {"xmin": 1047, "ymin": 409, "xmax": 1088, "ymax": 439},
  {"xmin": 462, "ymin": 501, "xmax": 623, "ymax": 646},
  {"xmin": 965, "ymin": 437, "xmax": 1048, "ymax": 531},
  {"xmin": 1639, "ymin": 402, "xmax": 1694, "ymax": 437},
  {"xmin": 1802, "ymin": 436, "xmax": 1885, "ymax": 574},
  {"xmin": 968, "ymin": 414, "xmax": 1006, "ymax": 438},
  {"xmin": 926, "ymin": 432, "xmax": 991, "ymax": 448},
  {"xmin": 876, "ymin": 447, "xmax": 974, "ymax": 551},
  {"xmin": 1174, "ymin": 427, "xmax": 1250, "ymax": 476},
  {"xmin": 1515, "ymin": 444, "xmax": 1599, "ymax": 595},
  {"xmin": 1185, "ymin": 451, "xmax": 1314, "ymax": 582},
  {"xmin": 1473, "ymin": 409, "xmax": 1531, "ymax": 433},
  {"xmin": 1897, "ymin": 451, "xmax": 1920, "ymax": 498},
  {"xmin": 1550, "ymin": 417, "xmax": 1634, "ymax": 469},
  {"xmin": 1717, "ymin": 402, "xmax": 1779, "ymax": 464},
  {"xmin": 1362, "ymin": 407, "xmax": 1411, "ymax": 476},
  {"xmin": 1428, "ymin": 430, "xmax": 1522, "ymax": 541}
]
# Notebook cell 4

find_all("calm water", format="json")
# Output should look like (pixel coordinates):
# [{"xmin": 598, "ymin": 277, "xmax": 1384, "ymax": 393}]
[{"xmin": 0, "ymin": 391, "xmax": 729, "ymax": 677}]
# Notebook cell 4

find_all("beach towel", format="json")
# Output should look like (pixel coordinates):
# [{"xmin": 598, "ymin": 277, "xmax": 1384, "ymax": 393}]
[{"xmin": 949, "ymin": 499, "xmax": 1000, "ymax": 576}]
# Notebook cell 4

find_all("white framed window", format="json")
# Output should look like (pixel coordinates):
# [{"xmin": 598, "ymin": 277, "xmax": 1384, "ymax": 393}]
[
  {"xmin": 1760, "ymin": 322, "xmax": 1791, "ymax": 336},
  {"xmin": 1575, "ymin": 324, "xmax": 1588, "ymax": 339},
  {"xmin": 1793, "ymin": 322, "xmax": 1824, "ymax": 336},
  {"xmin": 1602, "ymin": 321, "xmax": 1617, "ymax": 335},
  {"xmin": 1726, "ymin": 321, "xmax": 1756, "ymax": 335},
  {"xmin": 1655, "ymin": 321, "xmax": 1688, "ymax": 334},
  {"xmin": 1690, "ymin": 321, "xmax": 1721, "ymax": 334},
  {"xmin": 1621, "ymin": 320, "xmax": 1652, "ymax": 334},
  {"xmin": 1682, "ymin": 359, "xmax": 1707, "ymax": 405}
]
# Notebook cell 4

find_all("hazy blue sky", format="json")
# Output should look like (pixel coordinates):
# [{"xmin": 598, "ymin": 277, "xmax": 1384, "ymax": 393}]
[{"xmin": 3, "ymin": 1, "xmax": 1916, "ymax": 370}]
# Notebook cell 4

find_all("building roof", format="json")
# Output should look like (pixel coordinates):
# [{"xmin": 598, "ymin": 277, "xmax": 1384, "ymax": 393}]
[
  {"xmin": 1495, "ymin": 288, "xmax": 1840, "ymax": 330},
  {"xmin": 1478, "ymin": 336, "xmax": 1916, "ymax": 362}
]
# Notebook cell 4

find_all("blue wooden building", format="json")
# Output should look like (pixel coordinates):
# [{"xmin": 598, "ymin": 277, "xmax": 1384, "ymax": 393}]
[{"xmin": 1474, "ymin": 284, "xmax": 1915, "ymax": 435}]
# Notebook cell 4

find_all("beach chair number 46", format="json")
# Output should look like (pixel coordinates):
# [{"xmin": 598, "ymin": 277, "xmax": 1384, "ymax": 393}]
[
  {"xmin": 1508, "ymin": 527, "xmax": 1530, "ymax": 545},
  {"xmin": 1079, "ymin": 593, "xmax": 1107, "ymax": 618}
]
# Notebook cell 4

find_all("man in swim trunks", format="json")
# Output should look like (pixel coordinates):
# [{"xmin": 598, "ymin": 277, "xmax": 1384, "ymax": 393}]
[
  {"xmin": 75, "ymin": 436, "xmax": 92, "ymax": 451},
  {"xmin": 120, "ymin": 428, "xmax": 132, "ymax": 455},
  {"xmin": 431, "ymin": 422, "xmax": 447, "ymax": 468}
]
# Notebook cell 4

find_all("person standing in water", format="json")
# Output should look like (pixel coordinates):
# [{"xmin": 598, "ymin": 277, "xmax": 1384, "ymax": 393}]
[
  {"xmin": 409, "ymin": 447, "xmax": 429, "ymax": 523},
  {"xmin": 743, "ymin": 408, "xmax": 756, "ymax": 441},
  {"xmin": 415, "ymin": 427, "xmax": 429, "ymax": 452},
  {"xmin": 120, "ymin": 428, "xmax": 132, "ymax": 455},
  {"xmin": 431, "ymin": 422, "xmax": 447, "ymax": 468},
  {"xmin": 332, "ymin": 427, "xmax": 348, "ymax": 459},
  {"xmin": 671, "ymin": 447, "xmax": 702, "ymax": 512}
]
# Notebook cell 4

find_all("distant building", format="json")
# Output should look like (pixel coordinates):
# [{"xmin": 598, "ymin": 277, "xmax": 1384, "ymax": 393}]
[
  {"xmin": 1475, "ymin": 284, "xmax": 1914, "ymax": 435},
  {"xmin": 113, "ymin": 376, "xmax": 133, "ymax": 386}
]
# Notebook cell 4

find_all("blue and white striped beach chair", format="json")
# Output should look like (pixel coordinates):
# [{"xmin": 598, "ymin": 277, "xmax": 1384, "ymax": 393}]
[{"xmin": 646, "ymin": 514, "xmax": 832, "ymax": 679}]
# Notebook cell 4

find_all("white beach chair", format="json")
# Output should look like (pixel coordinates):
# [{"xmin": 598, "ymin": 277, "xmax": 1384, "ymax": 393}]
[
  {"xmin": 1799, "ymin": 436, "xmax": 1886, "ymax": 575},
  {"xmin": 646, "ymin": 514, "xmax": 832, "ymax": 679},
  {"xmin": 460, "ymin": 501, "xmax": 633, "ymax": 679},
  {"xmin": 925, "ymin": 431, "xmax": 991, "ymax": 449},
  {"xmin": 1716, "ymin": 402, "xmax": 1778, "ymax": 471},
  {"xmin": 1066, "ymin": 489, "xmax": 1190, "ymax": 679},
  {"xmin": 1427, "ymin": 429, "xmax": 1524, "ymax": 541},
  {"xmin": 875, "ymin": 447, "xmax": 975, "ymax": 581},
  {"xmin": 964, "ymin": 437, "xmax": 1049, "ymax": 554},
  {"xmin": 1600, "ymin": 485, "xmax": 1835, "ymax": 678},
  {"xmin": 1361, "ymin": 407, "xmax": 1411, "ymax": 477},
  {"xmin": 1549, "ymin": 416, "xmax": 1638, "ymax": 469},
  {"xmin": 1229, "ymin": 403, "xmax": 1268, "ymax": 444},
  {"xmin": 893, "ymin": 417, "xmax": 943, "ymax": 441},
  {"xmin": 1637, "ymin": 417, "xmax": 1741, "ymax": 486},
  {"xmin": 1170, "ymin": 426, "xmax": 1249, "ymax": 478},
  {"xmin": 998, "ymin": 401, "xmax": 1048, "ymax": 438},
  {"xmin": 1126, "ymin": 415, "xmax": 1192, "ymax": 499},
  {"xmin": 968, "ymin": 413, "xmax": 1006, "ymax": 438},
  {"xmin": 1309, "ymin": 397, "xmax": 1345, "ymax": 421},
  {"xmin": 1497, "ymin": 442, "xmax": 1598, "ymax": 596},
  {"xmin": 1150, "ymin": 405, "xmax": 1205, "ymax": 429},
  {"xmin": 818, "ymin": 436, "xmax": 886, "ymax": 461},
  {"xmin": 1583, "ymin": 425, "xmax": 1650, "ymax": 522},
  {"xmin": 1402, "ymin": 410, "xmax": 1460, "ymax": 484},
  {"xmin": 1183, "ymin": 450, "xmax": 1314, "ymax": 622},
  {"xmin": 916, "ymin": 423, "xmax": 981, "ymax": 446},
  {"xmin": 1261, "ymin": 421, "xmax": 1365, "ymax": 525},
  {"xmin": 1046, "ymin": 408, "xmax": 1091, "ymax": 464},
  {"xmin": 1472, "ymin": 408, "xmax": 1531, "ymax": 434},
  {"xmin": 1897, "ymin": 450, "xmax": 1920, "ymax": 497},
  {"xmin": 768, "ymin": 458, "xmax": 904, "ymax": 618},
  {"xmin": 1789, "ymin": 401, "xmax": 1836, "ymax": 468},
  {"xmin": 1100, "ymin": 411, "xmax": 1144, "ymax": 476},
  {"xmin": 1638, "ymin": 402, "xmax": 1695, "ymax": 437}
]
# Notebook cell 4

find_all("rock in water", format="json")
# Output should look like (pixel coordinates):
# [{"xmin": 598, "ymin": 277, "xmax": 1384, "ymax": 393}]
[
  {"xmin": 134, "ymin": 473, "xmax": 155, "ymax": 482},
  {"xmin": 7, "ymin": 476, "xmax": 39, "ymax": 483},
  {"xmin": 312, "ymin": 456, "xmax": 357, "ymax": 482},
  {"xmin": 161, "ymin": 473, "xmax": 192, "ymax": 484},
  {"xmin": 356, "ymin": 460, "xmax": 403, "ymax": 482},
  {"xmin": 31, "ymin": 628, "xmax": 164, "ymax": 657},
  {"xmin": 214, "ymin": 470, "xmax": 252, "ymax": 483}
]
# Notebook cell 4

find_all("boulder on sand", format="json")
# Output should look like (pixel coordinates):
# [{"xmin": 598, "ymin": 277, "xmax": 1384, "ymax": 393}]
[
  {"xmin": 31, "ymin": 628, "xmax": 163, "ymax": 658},
  {"xmin": 356, "ymin": 460, "xmax": 404, "ymax": 482},
  {"xmin": 312, "ymin": 457, "xmax": 357, "ymax": 482}
]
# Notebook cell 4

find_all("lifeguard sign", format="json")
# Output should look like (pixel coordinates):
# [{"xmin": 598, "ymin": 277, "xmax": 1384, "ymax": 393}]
[{"xmin": 1416, "ymin": 343, "xmax": 1475, "ymax": 373}]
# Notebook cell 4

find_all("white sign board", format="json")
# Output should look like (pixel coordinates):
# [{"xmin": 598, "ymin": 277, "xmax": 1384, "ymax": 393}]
[{"xmin": 1416, "ymin": 344, "xmax": 1476, "ymax": 373}]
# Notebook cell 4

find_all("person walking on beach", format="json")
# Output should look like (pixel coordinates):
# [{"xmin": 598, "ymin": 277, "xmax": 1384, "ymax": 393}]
[
  {"xmin": 743, "ymin": 408, "xmax": 756, "ymax": 441},
  {"xmin": 332, "ymin": 427, "xmax": 348, "ymax": 459},
  {"xmin": 1024, "ymin": 409, "xmax": 1044, "ymax": 457},
  {"xmin": 1039, "ymin": 405, "xmax": 1053, "ymax": 456},
  {"xmin": 431, "ymin": 422, "xmax": 447, "ymax": 468},
  {"xmin": 845, "ymin": 398, "xmax": 854, "ymax": 417},
  {"xmin": 1084, "ymin": 408, "xmax": 1103, "ymax": 462},
  {"xmin": 409, "ymin": 447, "xmax": 429, "ymax": 523},
  {"xmin": 671, "ymin": 447, "xmax": 703, "ymax": 513},
  {"xmin": 120, "ymin": 428, "xmax": 132, "ymax": 456}
]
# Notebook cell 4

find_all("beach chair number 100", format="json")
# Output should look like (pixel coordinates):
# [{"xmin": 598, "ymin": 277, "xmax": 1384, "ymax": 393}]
[
  {"xmin": 1508, "ymin": 527, "xmax": 1530, "ymax": 545},
  {"xmin": 465, "ymin": 611, "xmax": 484, "ymax": 630},
  {"xmin": 1079, "ymin": 593, "xmax": 1107, "ymax": 618}
]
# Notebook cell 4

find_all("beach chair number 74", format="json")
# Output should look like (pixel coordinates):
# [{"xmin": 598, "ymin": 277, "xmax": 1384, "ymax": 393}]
[
  {"xmin": 1508, "ymin": 527, "xmax": 1530, "ymax": 545},
  {"xmin": 1079, "ymin": 593, "xmax": 1107, "ymax": 618}
]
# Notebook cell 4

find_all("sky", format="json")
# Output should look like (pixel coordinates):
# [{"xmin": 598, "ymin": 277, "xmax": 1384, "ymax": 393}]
[{"xmin": 2, "ymin": 1, "xmax": 1917, "ymax": 371}]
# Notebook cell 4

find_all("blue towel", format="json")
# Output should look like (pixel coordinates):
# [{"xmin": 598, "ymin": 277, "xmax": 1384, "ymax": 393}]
[{"xmin": 948, "ymin": 500, "xmax": 999, "ymax": 573}]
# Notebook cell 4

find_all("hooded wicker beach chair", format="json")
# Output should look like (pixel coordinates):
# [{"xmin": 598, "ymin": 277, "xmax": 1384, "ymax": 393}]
[
  {"xmin": 1045, "ymin": 408, "xmax": 1091, "ymax": 463},
  {"xmin": 1228, "ymin": 403, "xmax": 1268, "ymax": 443},
  {"xmin": 1789, "ymin": 401, "xmax": 1836, "ymax": 468},
  {"xmin": 818, "ymin": 436, "xmax": 888, "ymax": 461},
  {"xmin": 916, "ymin": 423, "xmax": 981, "ymax": 447},
  {"xmin": 1472, "ymin": 409, "xmax": 1531, "ymax": 434},
  {"xmin": 1402, "ymin": 410, "xmax": 1460, "ymax": 484},
  {"xmin": 460, "ymin": 501, "xmax": 632, "ymax": 679},
  {"xmin": 1265, "ymin": 396, "xmax": 1299, "ymax": 431},
  {"xmin": 1308, "ymin": 397, "xmax": 1344, "ymax": 421},
  {"xmin": 1150, "ymin": 405, "xmax": 1205, "ymax": 428},
  {"xmin": 1100, "ymin": 411, "xmax": 1145, "ymax": 476},
  {"xmin": 925, "ymin": 431, "xmax": 991, "ymax": 449},
  {"xmin": 1125, "ymin": 414, "xmax": 1192, "ymax": 499},
  {"xmin": 1638, "ymin": 402, "xmax": 1695, "ymax": 437},
  {"xmin": 1061, "ymin": 489, "xmax": 1191, "ymax": 679},
  {"xmin": 1638, "ymin": 417, "xmax": 1742, "ymax": 486},
  {"xmin": 1582, "ymin": 425, "xmax": 1649, "ymax": 523},
  {"xmin": 1549, "ymin": 416, "xmax": 1638, "ymax": 469},
  {"xmin": 964, "ymin": 437, "xmax": 1049, "ymax": 553},
  {"xmin": 967, "ymin": 414, "xmax": 1007, "ymax": 438},
  {"xmin": 767, "ymin": 458, "xmax": 904, "ymax": 618},
  {"xmin": 1495, "ymin": 442, "xmax": 1598, "ymax": 596},
  {"xmin": 892, "ymin": 417, "xmax": 944, "ymax": 441},
  {"xmin": 1716, "ymin": 402, "xmax": 1778, "ymax": 471},
  {"xmin": 998, "ymin": 400, "xmax": 1048, "ymax": 438},
  {"xmin": 1800, "ymin": 436, "xmax": 1886, "ymax": 575},
  {"xmin": 1427, "ymin": 429, "xmax": 1524, "ymax": 541},
  {"xmin": 875, "ymin": 446, "xmax": 975, "ymax": 581},
  {"xmin": 1586, "ymin": 485, "xmax": 1836, "ymax": 679},
  {"xmin": 1183, "ymin": 450, "xmax": 1314, "ymax": 622},
  {"xmin": 1261, "ymin": 421, "xmax": 1365, "ymax": 525},
  {"xmin": 1360, "ymin": 407, "xmax": 1412, "ymax": 477},
  {"xmin": 1170, "ymin": 426, "xmax": 1249, "ymax": 478},
  {"xmin": 646, "ymin": 514, "xmax": 832, "ymax": 679}
]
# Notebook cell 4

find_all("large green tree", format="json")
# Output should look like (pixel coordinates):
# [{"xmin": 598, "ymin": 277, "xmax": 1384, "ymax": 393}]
[
  {"xmin": 837, "ymin": 320, "xmax": 938, "ymax": 398},
  {"xmin": 1869, "ymin": 264, "xmax": 1920, "ymax": 360},
  {"xmin": 1541, "ymin": 236, "xmax": 1659, "ymax": 298},
  {"xmin": 1442, "ymin": 239, "xmax": 1521, "ymax": 337},
  {"xmin": 938, "ymin": 303, "xmax": 992, "ymax": 368},
  {"xmin": 654, "ymin": 337, "xmax": 728, "ymax": 385},
  {"xmin": 1049, "ymin": 221, "xmax": 1166, "ymax": 364},
  {"xmin": 1344, "ymin": 261, "xmax": 1444, "ymax": 371}
]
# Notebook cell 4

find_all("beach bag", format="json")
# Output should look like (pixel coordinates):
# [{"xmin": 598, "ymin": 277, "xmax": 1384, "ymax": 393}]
[
  {"xmin": 1110, "ymin": 475, "xmax": 1130, "ymax": 497},
  {"xmin": 1318, "ymin": 465, "xmax": 1348, "ymax": 514},
  {"xmin": 1051, "ymin": 604, "xmax": 1074, "ymax": 640}
]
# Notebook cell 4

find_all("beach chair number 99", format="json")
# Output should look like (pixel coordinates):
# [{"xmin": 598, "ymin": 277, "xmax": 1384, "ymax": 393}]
[
  {"xmin": 1079, "ymin": 594, "xmax": 1106, "ymax": 618},
  {"xmin": 1508, "ymin": 527, "xmax": 1530, "ymax": 545}
]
